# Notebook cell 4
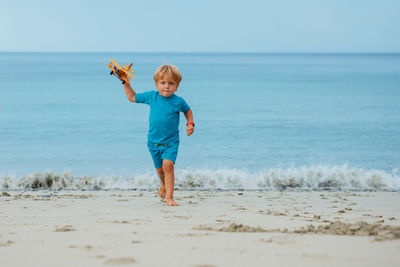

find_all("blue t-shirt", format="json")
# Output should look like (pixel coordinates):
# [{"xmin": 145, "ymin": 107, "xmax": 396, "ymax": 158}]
[{"xmin": 135, "ymin": 91, "xmax": 191, "ymax": 144}]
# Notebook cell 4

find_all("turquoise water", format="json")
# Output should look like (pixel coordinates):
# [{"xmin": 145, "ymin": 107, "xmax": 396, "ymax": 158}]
[{"xmin": 1, "ymin": 53, "xmax": 400, "ymax": 190}]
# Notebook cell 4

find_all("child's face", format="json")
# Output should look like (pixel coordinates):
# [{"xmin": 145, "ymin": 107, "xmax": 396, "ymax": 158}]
[{"xmin": 155, "ymin": 78, "xmax": 179, "ymax": 97}]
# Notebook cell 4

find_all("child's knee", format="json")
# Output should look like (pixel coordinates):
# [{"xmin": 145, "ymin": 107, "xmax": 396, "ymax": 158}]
[
  {"xmin": 162, "ymin": 160, "xmax": 174, "ymax": 172},
  {"xmin": 156, "ymin": 167, "xmax": 164, "ymax": 175}
]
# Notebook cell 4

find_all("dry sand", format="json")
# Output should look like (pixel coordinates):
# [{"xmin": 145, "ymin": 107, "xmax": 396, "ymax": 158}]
[{"xmin": 1, "ymin": 190, "xmax": 400, "ymax": 267}]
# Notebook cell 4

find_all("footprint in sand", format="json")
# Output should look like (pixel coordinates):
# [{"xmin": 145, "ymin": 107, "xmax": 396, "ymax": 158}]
[
  {"xmin": 0, "ymin": 240, "xmax": 15, "ymax": 247},
  {"xmin": 55, "ymin": 225, "xmax": 76, "ymax": 232},
  {"xmin": 104, "ymin": 257, "xmax": 136, "ymax": 265},
  {"xmin": 112, "ymin": 220, "xmax": 131, "ymax": 224}
]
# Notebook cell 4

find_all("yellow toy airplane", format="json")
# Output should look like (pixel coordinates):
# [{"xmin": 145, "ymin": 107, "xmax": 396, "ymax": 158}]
[{"xmin": 106, "ymin": 59, "xmax": 134, "ymax": 84}]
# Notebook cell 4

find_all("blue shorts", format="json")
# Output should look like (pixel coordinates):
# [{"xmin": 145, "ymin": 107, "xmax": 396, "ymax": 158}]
[{"xmin": 147, "ymin": 141, "xmax": 179, "ymax": 169}]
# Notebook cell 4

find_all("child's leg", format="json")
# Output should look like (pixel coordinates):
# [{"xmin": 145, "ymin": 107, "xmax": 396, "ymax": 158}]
[
  {"xmin": 156, "ymin": 167, "xmax": 166, "ymax": 200},
  {"xmin": 162, "ymin": 159, "xmax": 179, "ymax": 206},
  {"xmin": 147, "ymin": 142, "xmax": 166, "ymax": 201}
]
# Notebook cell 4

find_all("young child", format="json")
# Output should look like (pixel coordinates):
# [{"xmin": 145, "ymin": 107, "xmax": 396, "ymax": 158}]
[{"xmin": 122, "ymin": 64, "xmax": 194, "ymax": 206}]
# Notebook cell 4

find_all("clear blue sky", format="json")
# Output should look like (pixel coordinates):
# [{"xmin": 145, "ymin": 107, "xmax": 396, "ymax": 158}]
[{"xmin": 1, "ymin": 0, "xmax": 399, "ymax": 52}]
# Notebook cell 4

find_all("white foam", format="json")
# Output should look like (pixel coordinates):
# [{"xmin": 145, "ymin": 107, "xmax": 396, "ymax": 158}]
[{"xmin": 1, "ymin": 164, "xmax": 399, "ymax": 191}]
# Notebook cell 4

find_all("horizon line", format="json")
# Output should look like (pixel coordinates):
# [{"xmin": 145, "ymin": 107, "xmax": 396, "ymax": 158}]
[{"xmin": 1, "ymin": 51, "xmax": 400, "ymax": 54}]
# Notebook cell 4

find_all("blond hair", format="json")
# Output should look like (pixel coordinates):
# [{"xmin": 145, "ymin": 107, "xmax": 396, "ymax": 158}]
[{"xmin": 153, "ymin": 64, "xmax": 182, "ymax": 84}]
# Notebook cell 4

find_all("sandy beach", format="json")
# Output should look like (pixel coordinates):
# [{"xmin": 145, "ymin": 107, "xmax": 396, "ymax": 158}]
[{"xmin": 1, "ymin": 190, "xmax": 399, "ymax": 267}]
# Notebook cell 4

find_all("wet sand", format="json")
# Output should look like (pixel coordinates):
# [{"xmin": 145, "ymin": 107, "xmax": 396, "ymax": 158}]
[{"xmin": 1, "ymin": 190, "xmax": 400, "ymax": 267}]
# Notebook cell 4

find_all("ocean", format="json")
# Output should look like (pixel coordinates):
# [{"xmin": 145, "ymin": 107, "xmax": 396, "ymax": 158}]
[{"xmin": 1, "ymin": 52, "xmax": 399, "ymax": 190}]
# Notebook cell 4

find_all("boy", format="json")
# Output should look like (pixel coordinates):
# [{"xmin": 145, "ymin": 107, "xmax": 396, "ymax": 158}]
[{"xmin": 122, "ymin": 64, "xmax": 194, "ymax": 206}]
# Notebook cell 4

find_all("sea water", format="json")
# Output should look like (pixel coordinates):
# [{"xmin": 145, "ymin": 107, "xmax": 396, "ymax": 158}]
[{"xmin": 1, "ymin": 53, "xmax": 399, "ymax": 190}]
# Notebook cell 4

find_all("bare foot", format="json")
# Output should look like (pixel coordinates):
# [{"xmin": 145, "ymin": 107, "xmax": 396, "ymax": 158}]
[
  {"xmin": 166, "ymin": 199, "xmax": 179, "ymax": 206},
  {"xmin": 158, "ymin": 185, "xmax": 166, "ymax": 201}
]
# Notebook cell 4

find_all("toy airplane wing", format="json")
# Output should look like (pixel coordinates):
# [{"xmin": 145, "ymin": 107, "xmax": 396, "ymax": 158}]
[
  {"xmin": 123, "ymin": 63, "xmax": 134, "ymax": 79},
  {"xmin": 107, "ymin": 59, "xmax": 134, "ymax": 84}
]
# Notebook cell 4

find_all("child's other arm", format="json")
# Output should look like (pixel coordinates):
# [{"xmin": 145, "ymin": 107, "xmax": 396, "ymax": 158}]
[
  {"xmin": 123, "ymin": 83, "xmax": 136, "ymax": 102},
  {"xmin": 184, "ymin": 109, "xmax": 194, "ymax": 136}
]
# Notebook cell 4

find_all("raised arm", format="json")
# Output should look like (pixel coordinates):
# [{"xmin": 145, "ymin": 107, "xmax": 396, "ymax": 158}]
[
  {"xmin": 123, "ymin": 83, "xmax": 136, "ymax": 102},
  {"xmin": 184, "ymin": 109, "xmax": 194, "ymax": 136}
]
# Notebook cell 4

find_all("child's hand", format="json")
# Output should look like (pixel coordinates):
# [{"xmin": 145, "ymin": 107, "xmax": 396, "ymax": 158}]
[
  {"xmin": 186, "ymin": 124, "xmax": 194, "ymax": 136},
  {"xmin": 116, "ymin": 70, "xmax": 128, "ymax": 82}
]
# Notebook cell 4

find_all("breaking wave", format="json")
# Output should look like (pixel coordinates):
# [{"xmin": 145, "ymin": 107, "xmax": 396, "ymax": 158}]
[{"xmin": 1, "ymin": 165, "xmax": 399, "ymax": 191}]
